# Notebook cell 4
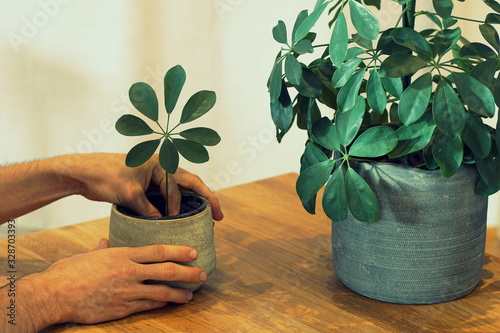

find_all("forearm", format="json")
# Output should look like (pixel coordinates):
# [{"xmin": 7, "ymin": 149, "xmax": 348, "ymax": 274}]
[
  {"xmin": 0, "ymin": 273, "xmax": 64, "ymax": 332},
  {"xmin": 0, "ymin": 156, "xmax": 83, "ymax": 223}
]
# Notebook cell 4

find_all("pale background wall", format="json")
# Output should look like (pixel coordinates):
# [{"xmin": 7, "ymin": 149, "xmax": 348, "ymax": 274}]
[{"xmin": 0, "ymin": 0, "xmax": 498, "ymax": 236}]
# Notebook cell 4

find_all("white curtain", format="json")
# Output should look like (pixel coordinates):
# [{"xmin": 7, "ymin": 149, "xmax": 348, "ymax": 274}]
[{"xmin": 0, "ymin": 0, "xmax": 498, "ymax": 234}]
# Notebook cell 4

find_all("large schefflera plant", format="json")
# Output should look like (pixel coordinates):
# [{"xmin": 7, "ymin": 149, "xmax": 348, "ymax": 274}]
[
  {"xmin": 116, "ymin": 65, "xmax": 221, "ymax": 215},
  {"xmin": 268, "ymin": 0, "xmax": 500, "ymax": 222}
]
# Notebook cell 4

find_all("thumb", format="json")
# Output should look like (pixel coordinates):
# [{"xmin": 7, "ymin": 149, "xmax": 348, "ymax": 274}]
[{"xmin": 93, "ymin": 238, "xmax": 110, "ymax": 250}]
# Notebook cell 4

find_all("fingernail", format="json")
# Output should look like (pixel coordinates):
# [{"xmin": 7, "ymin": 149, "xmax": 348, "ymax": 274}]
[
  {"xmin": 97, "ymin": 239, "xmax": 105, "ymax": 247},
  {"xmin": 190, "ymin": 250, "xmax": 198, "ymax": 260},
  {"xmin": 200, "ymin": 271, "xmax": 207, "ymax": 282},
  {"xmin": 186, "ymin": 291, "xmax": 193, "ymax": 302}
]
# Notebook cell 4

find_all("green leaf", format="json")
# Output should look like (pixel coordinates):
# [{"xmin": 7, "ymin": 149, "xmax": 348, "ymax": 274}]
[
  {"xmin": 346, "ymin": 47, "xmax": 366, "ymax": 60},
  {"xmin": 432, "ymin": 130, "xmax": 463, "ymax": 178},
  {"xmin": 452, "ymin": 72, "xmax": 496, "ymax": 118},
  {"xmin": 126, "ymin": 139, "xmax": 161, "ymax": 168},
  {"xmin": 285, "ymin": 54, "xmax": 302, "ymax": 85},
  {"xmin": 480, "ymin": 24, "xmax": 500, "ymax": 53},
  {"xmin": 336, "ymin": 95, "xmax": 366, "ymax": 146},
  {"xmin": 159, "ymin": 139, "xmax": 179, "ymax": 174},
  {"xmin": 322, "ymin": 167, "xmax": 348, "ymax": 222},
  {"xmin": 483, "ymin": 0, "xmax": 500, "ymax": 14},
  {"xmin": 352, "ymin": 33, "xmax": 373, "ymax": 49},
  {"xmin": 471, "ymin": 59, "xmax": 497, "ymax": 88},
  {"xmin": 460, "ymin": 42, "xmax": 497, "ymax": 59},
  {"xmin": 433, "ymin": 28, "xmax": 461, "ymax": 56},
  {"xmin": 346, "ymin": 168, "xmax": 378, "ymax": 222},
  {"xmin": 300, "ymin": 142, "xmax": 328, "ymax": 172},
  {"xmin": 349, "ymin": 125, "xmax": 398, "ymax": 158},
  {"xmin": 129, "ymin": 82, "xmax": 159, "ymax": 122},
  {"xmin": 496, "ymin": 74, "xmax": 500, "ymax": 108},
  {"xmin": 269, "ymin": 58, "xmax": 283, "ymax": 103},
  {"xmin": 296, "ymin": 67, "xmax": 323, "ymax": 98},
  {"xmin": 390, "ymin": 27, "xmax": 432, "ymax": 59},
  {"xmin": 272, "ymin": 20, "xmax": 288, "ymax": 44},
  {"xmin": 115, "ymin": 114, "xmax": 154, "ymax": 136},
  {"xmin": 331, "ymin": 58, "xmax": 363, "ymax": 88},
  {"xmin": 366, "ymin": 69, "xmax": 387, "ymax": 114},
  {"xmin": 486, "ymin": 13, "xmax": 500, "ymax": 25},
  {"xmin": 461, "ymin": 114, "xmax": 492, "ymax": 158},
  {"xmin": 389, "ymin": 114, "xmax": 436, "ymax": 158},
  {"xmin": 399, "ymin": 73, "xmax": 432, "ymax": 125},
  {"xmin": 180, "ymin": 90, "xmax": 217, "ymax": 124},
  {"xmin": 432, "ymin": 80, "xmax": 465, "ymax": 138},
  {"xmin": 364, "ymin": 0, "xmax": 381, "ymax": 9},
  {"xmin": 271, "ymin": 80, "xmax": 294, "ymax": 132},
  {"xmin": 312, "ymin": 117, "xmax": 341, "ymax": 151},
  {"xmin": 379, "ymin": 53, "xmax": 428, "ymax": 77},
  {"xmin": 337, "ymin": 68, "xmax": 366, "ymax": 111},
  {"xmin": 330, "ymin": 12, "xmax": 348, "ymax": 67},
  {"xmin": 294, "ymin": 1, "xmax": 328, "ymax": 43},
  {"xmin": 172, "ymin": 138, "xmax": 209, "ymax": 164},
  {"xmin": 349, "ymin": 0, "xmax": 380, "ymax": 40},
  {"xmin": 381, "ymin": 77, "xmax": 403, "ymax": 98},
  {"xmin": 293, "ymin": 39, "xmax": 315, "ymax": 54},
  {"xmin": 292, "ymin": 10, "xmax": 309, "ymax": 42},
  {"xmin": 179, "ymin": 127, "xmax": 221, "ymax": 146},
  {"xmin": 433, "ymin": 0, "xmax": 453, "ymax": 19},
  {"xmin": 164, "ymin": 65, "xmax": 186, "ymax": 114},
  {"xmin": 296, "ymin": 159, "xmax": 335, "ymax": 203},
  {"xmin": 475, "ymin": 157, "xmax": 498, "ymax": 188}
]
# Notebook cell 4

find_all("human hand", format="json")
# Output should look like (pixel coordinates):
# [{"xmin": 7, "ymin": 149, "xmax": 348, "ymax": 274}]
[
  {"xmin": 13, "ymin": 240, "xmax": 207, "ymax": 331},
  {"xmin": 64, "ymin": 153, "xmax": 223, "ymax": 220}
]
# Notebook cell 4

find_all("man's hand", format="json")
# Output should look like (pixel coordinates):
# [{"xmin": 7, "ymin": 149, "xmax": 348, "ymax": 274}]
[
  {"xmin": 0, "ymin": 153, "xmax": 224, "ymax": 223},
  {"xmin": 1, "ymin": 240, "xmax": 207, "ymax": 332},
  {"xmin": 72, "ymin": 154, "xmax": 224, "ymax": 220}
]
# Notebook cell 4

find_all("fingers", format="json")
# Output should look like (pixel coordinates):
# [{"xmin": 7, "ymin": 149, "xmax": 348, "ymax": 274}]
[
  {"xmin": 173, "ymin": 168, "xmax": 224, "ymax": 221},
  {"xmin": 128, "ymin": 244, "xmax": 198, "ymax": 264},
  {"xmin": 167, "ymin": 178, "xmax": 181, "ymax": 216},
  {"xmin": 140, "ymin": 262, "xmax": 207, "ymax": 285},
  {"xmin": 131, "ymin": 192, "xmax": 162, "ymax": 217},
  {"xmin": 135, "ymin": 284, "xmax": 194, "ymax": 304}
]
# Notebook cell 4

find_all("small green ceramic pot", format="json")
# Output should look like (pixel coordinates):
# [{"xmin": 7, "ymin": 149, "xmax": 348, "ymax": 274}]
[
  {"xmin": 332, "ymin": 162, "xmax": 488, "ymax": 304},
  {"xmin": 109, "ymin": 192, "xmax": 216, "ymax": 292}
]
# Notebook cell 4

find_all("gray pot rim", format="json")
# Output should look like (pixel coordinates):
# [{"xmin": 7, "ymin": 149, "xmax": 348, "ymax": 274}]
[{"xmin": 113, "ymin": 192, "xmax": 209, "ymax": 221}]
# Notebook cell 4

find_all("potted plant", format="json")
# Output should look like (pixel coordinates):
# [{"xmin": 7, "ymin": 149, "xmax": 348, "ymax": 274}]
[
  {"xmin": 109, "ymin": 64, "xmax": 221, "ymax": 291},
  {"xmin": 269, "ymin": 0, "xmax": 500, "ymax": 303}
]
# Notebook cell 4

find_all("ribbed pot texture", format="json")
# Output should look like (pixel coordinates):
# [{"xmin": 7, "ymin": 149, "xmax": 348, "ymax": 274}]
[
  {"xmin": 332, "ymin": 162, "xmax": 488, "ymax": 304},
  {"xmin": 109, "ymin": 193, "xmax": 216, "ymax": 292}
]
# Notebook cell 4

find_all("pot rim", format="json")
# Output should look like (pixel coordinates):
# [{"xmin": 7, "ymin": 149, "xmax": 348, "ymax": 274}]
[{"xmin": 111, "ymin": 192, "xmax": 209, "ymax": 222}]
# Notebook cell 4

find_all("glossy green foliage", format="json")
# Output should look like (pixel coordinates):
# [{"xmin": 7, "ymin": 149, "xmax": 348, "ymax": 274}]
[
  {"xmin": 116, "ymin": 65, "xmax": 220, "ymax": 178},
  {"xmin": 269, "ymin": 0, "xmax": 500, "ymax": 222}
]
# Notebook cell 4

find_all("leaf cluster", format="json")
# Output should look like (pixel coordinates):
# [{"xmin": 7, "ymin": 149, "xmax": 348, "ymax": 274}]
[
  {"xmin": 116, "ymin": 65, "xmax": 220, "ymax": 174},
  {"xmin": 269, "ymin": 0, "xmax": 500, "ymax": 222}
]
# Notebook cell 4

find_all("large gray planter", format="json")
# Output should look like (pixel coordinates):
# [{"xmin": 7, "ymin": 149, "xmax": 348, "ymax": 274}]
[
  {"xmin": 332, "ymin": 162, "xmax": 488, "ymax": 304},
  {"xmin": 109, "ymin": 192, "xmax": 216, "ymax": 291}
]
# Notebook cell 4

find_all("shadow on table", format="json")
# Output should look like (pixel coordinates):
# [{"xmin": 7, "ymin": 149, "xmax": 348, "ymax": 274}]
[{"xmin": 326, "ymin": 254, "xmax": 500, "ymax": 332}]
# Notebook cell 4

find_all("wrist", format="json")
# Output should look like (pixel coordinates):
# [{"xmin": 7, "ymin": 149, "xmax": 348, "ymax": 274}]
[
  {"xmin": 49, "ymin": 154, "xmax": 87, "ymax": 197},
  {"xmin": 7, "ymin": 273, "xmax": 66, "ymax": 332}
]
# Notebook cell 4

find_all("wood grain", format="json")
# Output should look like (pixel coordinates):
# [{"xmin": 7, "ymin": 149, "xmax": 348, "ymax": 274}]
[{"xmin": 1, "ymin": 173, "xmax": 499, "ymax": 332}]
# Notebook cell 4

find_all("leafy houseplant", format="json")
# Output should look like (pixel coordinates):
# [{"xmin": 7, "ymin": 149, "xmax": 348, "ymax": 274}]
[
  {"xmin": 115, "ymin": 64, "xmax": 221, "ymax": 216},
  {"xmin": 268, "ymin": 0, "xmax": 499, "ymax": 304},
  {"xmin": 269, "ymin": 0, "xmax": 500, "ymax": 223},
  {"xmin": 109, "ymin": 65, "xmax": 220, "ymax": 291}
]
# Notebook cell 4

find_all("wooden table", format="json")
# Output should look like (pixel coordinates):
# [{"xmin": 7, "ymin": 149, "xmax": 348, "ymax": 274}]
[{"xmin": 1, "ymin": 173, "xmax": 500, "ymax": 332}]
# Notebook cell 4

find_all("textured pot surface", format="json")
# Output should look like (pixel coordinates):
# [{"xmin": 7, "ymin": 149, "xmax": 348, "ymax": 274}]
[
  {"xmin": 109, "ymin": 193, "xmax": 216, "ymax": 292},
  {"xmin": 332, "ymin": 162, "xmax": 488, "ymax": 304}
]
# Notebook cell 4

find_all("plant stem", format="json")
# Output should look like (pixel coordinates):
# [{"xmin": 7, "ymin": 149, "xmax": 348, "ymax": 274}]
[
  {"xmin": 165, "ymin": 169, "xmax": 169, "ymax": 216},
  {"xmin": 401, "ymin": 0, "xmax": 416, "ymax": 90}
]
